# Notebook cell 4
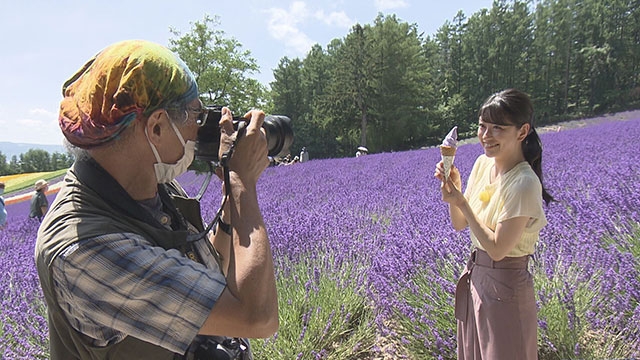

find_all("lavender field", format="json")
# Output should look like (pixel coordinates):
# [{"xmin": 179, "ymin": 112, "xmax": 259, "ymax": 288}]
[{"xmin": 2, "ymin": 114, "xmax": 639, "ymax": 359}]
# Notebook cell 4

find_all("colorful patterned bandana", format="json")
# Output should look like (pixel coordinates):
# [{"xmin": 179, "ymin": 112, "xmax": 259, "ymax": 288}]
[{"xmin": 59, "ymin": 40, "xmax": 198, "ymax": 148}]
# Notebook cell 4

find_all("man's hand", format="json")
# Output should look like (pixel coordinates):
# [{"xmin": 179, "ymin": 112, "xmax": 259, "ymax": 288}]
[{"xmin": 218, "ymin": 107, "xmax": 269, "ymax": 187}]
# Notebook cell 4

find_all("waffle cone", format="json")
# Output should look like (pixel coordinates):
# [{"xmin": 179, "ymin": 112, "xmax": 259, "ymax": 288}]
[
  {"xmin": 440, "ymin": 145, "xmax": 456, "ymax": 156},
  {"xmin": 441, "ymin": 155, "xmax": 455, "ymax": 180}
]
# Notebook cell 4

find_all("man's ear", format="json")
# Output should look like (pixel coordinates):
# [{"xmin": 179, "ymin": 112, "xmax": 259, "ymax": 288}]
[{"xmin": 146, "ymin": 109, "xmax": 166, "ymax": 142}]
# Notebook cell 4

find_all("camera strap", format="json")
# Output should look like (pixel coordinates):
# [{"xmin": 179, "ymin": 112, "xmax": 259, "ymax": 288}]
[
  {"xmin": 187, "ymin": 123, "xmax": 246, "ymax": 243},
  {"xmin": 218, "ymin": 122, "xmax": 249, "ymax": 236},
  {"xmin": 185, "ymin": 124, "xmax": 253, "ymax": 360}
]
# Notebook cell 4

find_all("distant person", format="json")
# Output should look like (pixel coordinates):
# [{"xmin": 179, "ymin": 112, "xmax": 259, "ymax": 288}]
[
  {"xmin": 279, "ymin": 153, "xmax": 292, "ymax": 166},
  {"xmin": 356, "ymin": 146, "xmax": 368, "ymax": 157},
  {"xmin": 300, "ymin": 147, "xmax": 309, "ymax": 162},
  {"xmin": 29, "ymin": 179, "xmax": 49, "ymax": 222},
  {"xmin": 0, "ymin": 182, "xmax": 6, "ymax": 229},
  {"xmin": 434, "ymin": 88, "xmax": 552, "ymax": 359}
]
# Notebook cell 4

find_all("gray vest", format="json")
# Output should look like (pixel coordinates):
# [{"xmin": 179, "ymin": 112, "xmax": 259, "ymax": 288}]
[{"xmin": 36, "ymin": 159, "xmax": 212, "ymax": 360}]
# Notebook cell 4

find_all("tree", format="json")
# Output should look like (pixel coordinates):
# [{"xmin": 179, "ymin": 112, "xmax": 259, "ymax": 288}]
[
  {"xmin": 8, "ymin": 156, "xmax": 20, "ymax": 174},
  {"xmin": 50, "ymin": 152, "xmax": 74, "ymax": 171},
  {"xmin": 169, "ymin": 14, "xmax": 269, "ymax": 112},
  {"xmin": 299, "ymin": 44, "xmax": 340, "ymax": 159},
  {"xmin": 266, "ymin": 0, "xmax": 640, "ymax": 158},
  {"xmin": 0, "ymin": 152, "xmax": 7, "ymax": 176},
  {"xmin": 271, "ymin": 57, "xmax": 304, "ymax": 122},
  {"xmin": 20, "ymin": 149, "xmax": 51, "ymax": 173},
  {"xmin": 323, "ymin": 23, "xmax": 378, "ymax": 155},
  {"xmin": 270, "ymin": 56, "xmax": 304, "ymax": 158},
  {"xmin": 365, "ymin": 14, "xmax": 433, "ymax": 151}
]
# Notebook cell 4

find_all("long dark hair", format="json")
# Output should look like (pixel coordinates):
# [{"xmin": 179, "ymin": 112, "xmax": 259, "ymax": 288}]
[{"xmin": 479, "ymin": 88, "xmax": 554, "ymax": 205}]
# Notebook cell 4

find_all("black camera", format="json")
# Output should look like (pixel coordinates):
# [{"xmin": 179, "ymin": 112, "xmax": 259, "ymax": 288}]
[{"xmin": 195, "ymin": 106, "xmax": 294, "ymax": 162}]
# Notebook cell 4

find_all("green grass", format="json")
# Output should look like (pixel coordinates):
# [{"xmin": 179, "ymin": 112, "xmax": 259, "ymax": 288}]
[
  {"xmin": 251, "ymin": 255, "xmax": 377, "ymax": 359},
  {"xmin": 1, "ymin": 168, "xmax": 68, "ymax": 194},
  {"xmin": 392, "ymin": 241, "xmax": 640, "ymax": 360},
  {"xmin": 393, "ymin": 255, "xmax": 459, "ymax": 359},
  {"xmin": 6, "ymin": 196, "xmax": 638, "ymax": 358},
  {"xmin": 536, "ymin": 261, "xmax": 595, "ymax": 358},
  {"xmin": 535, "ymin": 262, "xmax": 637, "ymax": 359}
]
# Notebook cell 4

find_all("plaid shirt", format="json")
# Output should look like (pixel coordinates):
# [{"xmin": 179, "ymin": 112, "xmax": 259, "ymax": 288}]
[{"xmin": 51, "ymin": 232, "xmax": 226, "ymax": 354}]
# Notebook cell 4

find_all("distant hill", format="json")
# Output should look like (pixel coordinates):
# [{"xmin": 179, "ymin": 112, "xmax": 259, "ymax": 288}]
[{"xmin": 0, "ymin": 142, "xmax": 67, "ymax": 160}]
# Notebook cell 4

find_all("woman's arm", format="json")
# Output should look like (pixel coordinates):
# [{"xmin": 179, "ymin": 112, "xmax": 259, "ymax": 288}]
[
  {"xmin": 457, "ymin": 198, "xmax": 529, "ymax": 261},
  {"xmin": 441, "ymin": 176, "xmax": 529, "ymax": 261},
  {"xmin": 435, "ymin": 163, "xmax": 467, "ymax": 230}
]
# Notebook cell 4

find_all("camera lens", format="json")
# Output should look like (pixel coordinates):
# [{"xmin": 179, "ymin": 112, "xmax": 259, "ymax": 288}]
[
  {"xmin": 263, "ymin": 115, "xmax": 293, "ymax": 158},
  {"xmin": 195, "ymin": 109, "xmax": 294, "ymax": 162}
]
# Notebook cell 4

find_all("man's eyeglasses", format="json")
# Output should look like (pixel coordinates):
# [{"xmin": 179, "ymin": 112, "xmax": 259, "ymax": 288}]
[{"xmin": 184, "ymin": 102, "xmax": 209, "ymax": 126}]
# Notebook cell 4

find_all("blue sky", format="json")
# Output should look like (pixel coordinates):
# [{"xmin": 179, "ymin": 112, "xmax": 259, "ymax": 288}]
[{"xmin": 0, "ymin": 0, "xmax": 492, "ymax": 145}]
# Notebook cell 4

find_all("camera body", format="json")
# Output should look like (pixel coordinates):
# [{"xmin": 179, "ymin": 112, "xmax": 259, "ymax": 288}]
[{"xmin": 195, "ymin": 106, "xmax": 293, "ymax": 162}]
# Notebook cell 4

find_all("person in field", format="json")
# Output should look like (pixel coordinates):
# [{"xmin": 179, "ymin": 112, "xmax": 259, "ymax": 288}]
[
  {"xmin": 435, "ymin": 88, "xmax": 553, "ymax": 359},
  {"xmin": 34, "ymin": 40, "xmax": 277, "ymax": 360},
  {"xmin": 0, "ymin": 182, "xmax": 6, "ymax": 229},
  {"xmin": 29, "ymin": 179, "xmax": 49, "ymax": 222}
]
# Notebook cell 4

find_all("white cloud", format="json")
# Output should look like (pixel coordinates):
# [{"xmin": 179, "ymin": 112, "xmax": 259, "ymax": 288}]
[
  {"xmin": 265, "ymin": 2, "xmax": 354, "ymax": 55},
  {"xmin": 314, "ymin": 10, "xmax": 353, "ymax": 28},
  {"xmin": 29, "ymin": 108, "xmax": 56, "ymax": 117},
  {"xmin": 2, "ymin": 113, "xmax": 63, "ymax": 145},
  {"xmin": 17, "ymin": 118, "xmax": 45, "ymax": 127},
  {"xmin": 374, "ymin": 0, "xmax": 408, "ymax": 11},
  {"xmin": 265, "ymin": 2, "xmax": 315, "ymax": 54}
]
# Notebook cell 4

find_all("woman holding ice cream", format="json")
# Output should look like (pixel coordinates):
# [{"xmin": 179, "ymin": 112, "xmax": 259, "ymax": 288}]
[{"xmin": 434, "ymin": 88, "xmax": 553, "ymax": 359}]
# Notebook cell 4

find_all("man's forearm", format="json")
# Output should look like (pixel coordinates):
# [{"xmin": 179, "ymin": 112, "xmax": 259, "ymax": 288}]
[{"xmin": 225, "ymin": 179, "xmax": 278, "ymax": 327}]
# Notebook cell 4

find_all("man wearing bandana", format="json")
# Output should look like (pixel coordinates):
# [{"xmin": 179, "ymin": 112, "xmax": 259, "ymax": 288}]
[{"xmin": 34, "ymin": 40, "xmax": 278, "ymax": 360}]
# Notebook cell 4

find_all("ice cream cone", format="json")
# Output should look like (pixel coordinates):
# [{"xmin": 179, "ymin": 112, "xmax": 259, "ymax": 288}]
[
  {"xmin": 440, "ymin": 145, "xmax": 457, "ymax": 180},
  {"xmin": 439, "ymin": 145, "xmax": 456, "ymax": 156},
  {"xmin": 438, "ymin": 126, "xmax": 458, "ymax": 181}
]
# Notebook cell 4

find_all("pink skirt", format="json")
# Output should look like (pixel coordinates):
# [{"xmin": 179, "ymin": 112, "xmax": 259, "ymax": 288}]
[{"xmin": 455, "ymin": 249, "xmax": 537, "ymax": 359}]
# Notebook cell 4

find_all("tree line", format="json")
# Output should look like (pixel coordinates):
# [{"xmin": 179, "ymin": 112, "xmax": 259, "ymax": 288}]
[
  {"xmin": 0, "ymin": 149, "xmax": 74, "ymax": 176},
  {"xmin": 0, "ymin": 149, "xmax": 73, "ymax": 176},
  {"xmin": 267, "ymin": 0, "xmax": 640, "ymax": 158},
  {"xmin": 5, "ymin": 0, "xmax": 638, "ymax": 175}
]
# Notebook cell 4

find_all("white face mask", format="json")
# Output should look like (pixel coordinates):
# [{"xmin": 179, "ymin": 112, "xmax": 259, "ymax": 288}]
[
  {"xmin": 0, "ymin": 188, "xmax": 3, "ymax": 195},
  {"xmin": 146, "ymin": 118, "xmax": 195, "ymax": 184}
]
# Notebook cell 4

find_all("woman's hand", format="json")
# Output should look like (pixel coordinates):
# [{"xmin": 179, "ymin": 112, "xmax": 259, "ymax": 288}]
[{"xmin": 434, "ymin": 162, "xmax": 464, "ymax": 207}]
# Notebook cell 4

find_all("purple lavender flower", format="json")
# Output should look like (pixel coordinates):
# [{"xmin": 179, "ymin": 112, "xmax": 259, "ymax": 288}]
[{"xmin": 2, "ymin": 114, "xmax": 639, "ymax": 358}]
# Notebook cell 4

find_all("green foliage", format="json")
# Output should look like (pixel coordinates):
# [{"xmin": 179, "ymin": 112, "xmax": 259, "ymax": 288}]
[
  {"xmin": 0, "ymin": 299, "xmax": 49, "ymax": 359},
  {"xmin": 0, "ymin": 150, "xmax": 73, "ymax": 176},
  {"xmin": 169, "ymin": 14, "xmax": 269, "ymax": 113},
  {"xmin": 535, "ymin": 261, "xmax": 637, "ymax": 359},
  {"xmin": 393, "ymin": 240, "xmax": 640, "ymax": 360},
  {"xmin": 536, "ymin": 261, "xmax": 593, "ymax": 358},
  {"xmin": 601, "ymin": 222, "xmax": 640, "ymax": 266},
  {"xmin": 3, "ymin": 169, "xmax": 68, "ymax": 194},
  {"xmin": 393, "ymin": 256, "xmax": 459, "ymax": 359},
  {"xmin": 19, "ymin": 149, "xmax": 51, "ymax": 173},
  {"xmin": 0, "ymin": 152, "xmax": 7, "ymax": 175},
  {"xmin": 268, "ymin": 0, "xmax": 640, "ymax": 158},
  {"xmin": 251, "ymin": 256, "xmax": 376, "ymax": 359}
]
